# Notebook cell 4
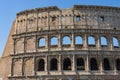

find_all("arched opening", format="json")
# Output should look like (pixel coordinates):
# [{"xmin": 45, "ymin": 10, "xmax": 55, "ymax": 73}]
[
  {"xmin": 103, "ymin": 58, "xmax": 111, "ymax": 70},
  {"xmin": 113, "ymin": 37, "xmax": 119, "ymax": 47},
  {"xmin": 63, "ymin": 58, "xmax": 71, "ymax": 70},
  {"xmin": 50, "ymin": 58, "xmax": 58, "ymax": 71},
  {"xmin": 90, "ymin": 58, "xmax": 98, "ymax": 70},
  {"xmin": 88, "ymin": 36, "xmax": 95, "ymax": 46},
  {"xmin": 63, "ymin": 36, "xmax": 71, "ymax": 45},
  {"xmin": 116, "ymin": 59, "xmax": 120, "ymax": 70},
  {"xmin": 39, "ymin": 38, "xmax": 46, "ymax": 47},
  {"xmin": 77, "ymin": 58, "xmax": 85, "ymax": 70},
  {"xmin": 100, "ymin": 36, "xmax": 107, "ymax": 46},
  {"xmin": 38, "ymin": 59, "xmax": 45, "ymax": 71},
  {"xmin": 51, "ymin": 37, "xmax": 58, "ymax": 46},
  {"xmin": 75, "ymin": 36, "xmax": 83, "ymax": 45}
]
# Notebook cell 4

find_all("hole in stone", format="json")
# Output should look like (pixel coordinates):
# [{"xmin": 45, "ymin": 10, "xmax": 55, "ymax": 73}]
[
  {"xmin": 113, "ymin": 27, "xmax": 116, "ymax": 30},
  {"xmin": 65, "ymin": 26, "xmax": 67, "ymax": 28},
  {"xmin": 41, "ymin": 28, "xmax": 43, "ymax": 31}
]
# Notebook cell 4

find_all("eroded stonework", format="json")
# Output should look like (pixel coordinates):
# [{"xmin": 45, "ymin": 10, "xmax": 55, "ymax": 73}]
[{"xmin": 0, "ymin": 5, "xmax": 120, "ymax": 80}]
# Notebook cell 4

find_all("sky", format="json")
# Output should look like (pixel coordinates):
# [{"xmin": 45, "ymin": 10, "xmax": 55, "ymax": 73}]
[{"xmin": 0, "ymin": 0, "xmax": 120, "ymax": 57}]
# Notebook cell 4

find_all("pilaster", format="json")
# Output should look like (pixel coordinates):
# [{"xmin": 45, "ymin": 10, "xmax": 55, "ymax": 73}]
[
  {"xmin": 113, "ymin": 55, "xmax": 117, "ymax": 74},
  {"xmin": 96, "ymin": 36, "xmax": 101, "ymax": 50},
  {"xmin": 109, "ymin": 36, "xmax": 113, "ymax": 51},
  {"xmin": 100, "ymin": 54, "xmax": 104, "ymax": 74},
  {"xmin": 71, "ymin": 32, "xmax": 75, "ymax": 50},
  {"xmin": 45, "ymin": 55, "xmax": 48, "ymax": 73},
  {"xmin": 58, "ymin": 54, "xmax": 62, "ymax": 72},
  {"xmin": 86, "ymin": 55, "xmax": 89, "ymax": 72},
  {"xmin": 33, "ymin": 56, "xmax": 36, "ymax": 75},
  {"xmin": 72, "ymin": 54, "xmax": 76, "ymax": 71},
  {"xmin": 11, "ymin": 58, "xmax": 14, "ymax": 76},
  {"xmin": 22, "ymin": 57, "xmax": 24, "ymax": 76},
  {"xmin": 83, "ymin": 34, "xmax": 88, "ymax": 50}
]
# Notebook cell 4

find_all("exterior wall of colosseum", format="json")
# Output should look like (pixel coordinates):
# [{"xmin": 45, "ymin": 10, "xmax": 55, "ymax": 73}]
[{"xmin": 0, "ymin": 5, "xmax": 120, "ymax": 80}]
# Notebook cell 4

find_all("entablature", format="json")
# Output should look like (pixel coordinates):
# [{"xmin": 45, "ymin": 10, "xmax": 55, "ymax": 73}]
[
  {"xmin": 12, "ymin": 29, "xmax": 120, "ymax": 39},
  {"xmin": 10, "ymin": 50, "xmax": 120, "ymax": 58}
]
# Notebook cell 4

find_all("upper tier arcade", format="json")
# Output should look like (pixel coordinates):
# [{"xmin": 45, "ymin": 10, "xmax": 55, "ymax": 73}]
[{"xmin": 15, "ymin": 5, "xmax": 120, "ymax": 34}]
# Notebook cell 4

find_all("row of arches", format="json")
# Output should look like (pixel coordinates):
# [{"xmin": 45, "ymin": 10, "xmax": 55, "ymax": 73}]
[
  {"xmin": 37, "ymin": 58, "xmax": 120, "ymax": 71},
  {"xmin": 39, "ymin": 36, "xmax": 119, "ymax": 47}
]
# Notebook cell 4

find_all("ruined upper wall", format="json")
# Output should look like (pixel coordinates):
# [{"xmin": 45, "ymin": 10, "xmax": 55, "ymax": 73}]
[{"xmin": 15, "ymin": 5, "xmax": 120, "ymax": 34}]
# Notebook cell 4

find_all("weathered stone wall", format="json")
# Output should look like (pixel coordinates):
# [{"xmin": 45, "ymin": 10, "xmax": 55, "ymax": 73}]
[
  {"xmin": 0, "ymin": 21, "xmax": 15, "ymax": 80},
  {"xmin": 1, "ymin": 5, "xmax": 120, "ymax": 80},
  {"xmin": 15, "ymin": 5, "xmax": 120, "ymax": 35}
]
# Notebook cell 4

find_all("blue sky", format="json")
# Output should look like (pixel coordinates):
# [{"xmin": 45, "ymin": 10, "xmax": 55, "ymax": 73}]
[{"xmin": 0, "ymin": 0, "xmax": 120, "ymax": 57}]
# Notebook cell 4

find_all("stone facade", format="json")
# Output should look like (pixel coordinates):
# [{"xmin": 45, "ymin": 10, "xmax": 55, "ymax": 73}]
[{"xmin": 0, "ymin": 5, "xmax": 120, "ymax": 80}]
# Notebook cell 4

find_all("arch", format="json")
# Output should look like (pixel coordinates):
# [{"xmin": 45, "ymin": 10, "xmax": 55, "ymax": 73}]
[
  {"xmin": 50, "ymin": 58, "xmax": 58, "ymax": 71},
  {"xmin": 88, "ymin": 36, "xmax": 95, "ymax": 46},
  {"xmin": 75, "ymin": 36, "xmax": 83, "ymax": 45},
  {"xmin": 51, "ymin": 37, "xmax": 58, "ymax": 46},
  {"xmin": 38, "ymin": 59, "xmax": 45, "ymax": 71},
  {"xmin": 63, "ymin": 36, "xmax": 71, "ymax": 45},
  {"xmin": 63, "ymin": 58, "xmax": 71, "ymax": 70},
  {"xmin": 90, "ymin": 58, "xmax": 98, "ymax": 70},
  {"xmin": 39, "ymin": 38, "xmax": 46, "ymax": 47},
  {"xmin": 112, "ymin": 37, "xmax": 119, "ymax": 47},
  {"xmin": 76, "ymin": 58, "xmax": 85, "ymax": 70},
  {"xmin": 103, "ymin": 58, "xmax": 111, "ymax": 70},
  {"xmin": 116, "ymin": 59, "xmax": 120, "ymax": 70},
  {"xmin": 100, "ymin": 36, "xmax": 107, "ymax": 46}
]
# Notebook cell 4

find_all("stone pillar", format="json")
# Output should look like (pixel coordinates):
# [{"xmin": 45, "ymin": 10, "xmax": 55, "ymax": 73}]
[
  {"xmin": 100, "ymin": 55, "xmax": 103, "ymax": 74},
  {"xmin": 58, "ymin": 54, "xmax": 62, "ymax": 72},
  {"xmin": 72, "ymin": 54, "xmax": 76, "ymax": 71},
  {"xmin": 58, "ymin": 34, "xmax": 62, "ymax": 50},
  {"xmin": 24, "ymin": 37, "xmax": 26, "ymax": 53},
  {"xmin": 48, "ymin": 11, "xmax": 50, "ymax": 30},
  {"xmin": 33, "ymin": 56, "xmax": 36, "ymax": 75},
  {"xmin": 26, "ymin": 13, "xmax": 28, "ymax": 32},
  {"xmin": 83, "ymin": 34, "xmax": 88, "ymax": 50},
  {"xmin": 11, "ymin": 58, "xmax": 14, "ymax": 76},
  {"xmin": 60, "ymin": 10, "xmax": 63, "ymax": 30},
  {"xmin": 22, "ymin": 57, "xmax": 24, "ymax": 76},
  {"xmin": 72, "ymin": 10, "xmax": 75, "ymax": 29},
  {"xmin": 35, "ymin": 35, "xmax": 38, "ymax": 52},
  {"xmin": 71, "ymin": 32, "xmax": 75, "ymax": 50},
  {"xmin": 13, "ymin": 39, "xmax": 16, "ymax": 55},
  {"xmin": 36, "ymin": 12, "xmax": 38, "ymax": 31},
  {"xmin": 45, "ymin": 55, "xmax": 48, "ymax": 73},
  {"xmin": 96, "ymin": 36, "xmax": 101, "ymax": 50},
  {"xmin": 23, "ymin": 13, "xmax": 27, "ymax": 33},
  {"xmin": 109, "ymin": 36, "xmax": 113, "ymax": 50},
  {"xmin": 46, "ymin": 35, "xmax": 49, "ymax": 49},
  {"xmin": 113, "ymin": 55, "xmax": 117, "ymax": 74},
  {"xmin": 86, "ymin": 55, "xmax": 89, "ymax": 72}
]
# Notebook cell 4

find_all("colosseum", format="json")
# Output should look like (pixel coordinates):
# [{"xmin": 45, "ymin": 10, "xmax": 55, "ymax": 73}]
[{"xmin": 0, "ymin": 5, "xmax": 120, "ymax": 80}]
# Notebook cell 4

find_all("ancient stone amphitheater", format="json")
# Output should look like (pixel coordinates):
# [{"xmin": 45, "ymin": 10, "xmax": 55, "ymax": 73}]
[{"xmin": 0, "ymin": 5, "xmax": 120, "ymax": 80}]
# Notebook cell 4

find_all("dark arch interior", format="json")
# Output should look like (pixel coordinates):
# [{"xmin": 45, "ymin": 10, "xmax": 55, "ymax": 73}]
[
  {"xmin": 38, "ymin": 59, "xmax": 45, "ymax": 71},
  {"xmin": 63, "ymin": 58, "xmax": 71, "ymax": 70},
  {"xmin": 77, "ymin": 58, "xmax": 85, "ymax": 70},
  {"xmin": 90, "ymin": 58, "xmax": 98, "ymax": 70},
  {"xmin": 50, "ymin": 58, "xmax": 58, "ymax": 71},
  {"xmin": 104, "ymin": 58, "xmax": 111, "ymax": 70},
  {"xmin": 116, "ymin": 59, "xmax": 120, "ymax": 70}
]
